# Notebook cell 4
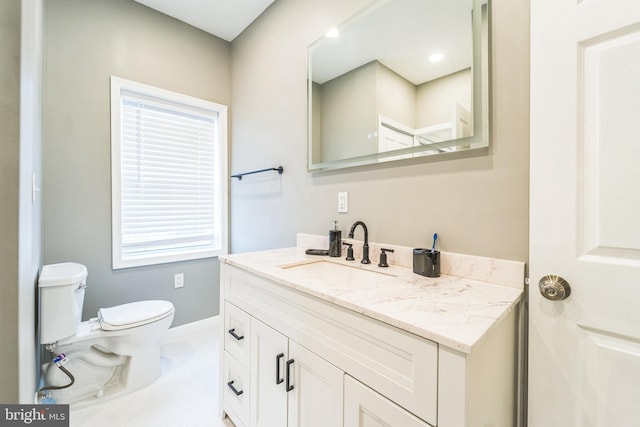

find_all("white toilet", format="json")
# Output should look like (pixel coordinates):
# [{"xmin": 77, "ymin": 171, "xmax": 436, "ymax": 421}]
[{"xmin": 38, "ymin": 262, "xmax": 175, "ymax": 405}]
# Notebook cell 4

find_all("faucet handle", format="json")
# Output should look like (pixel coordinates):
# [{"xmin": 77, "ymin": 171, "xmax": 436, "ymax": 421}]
[
  {"xmin": 378, "ymin": 248, "xmax": 395, "ymax": 268},
  {"xmin": 343, "ymin": 242, "xmax": 355, "ymax": 261}
]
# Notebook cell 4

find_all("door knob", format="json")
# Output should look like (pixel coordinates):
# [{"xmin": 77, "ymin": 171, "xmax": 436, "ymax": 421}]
[{"xmin": 538, "ymin": 275, "xmax": 571, "ymax": 301}]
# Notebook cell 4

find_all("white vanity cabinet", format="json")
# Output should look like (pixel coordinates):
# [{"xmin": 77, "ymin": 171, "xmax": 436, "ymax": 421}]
[
  {"xmin": 223, "ymin": 300, "xmax": 344, "ymax": 427},
  {"xmin": 220, "ymin": 257, "xmax": 519, "ymax": 427},
  {"xmin": 250, "ymin": 317, "xmax": 343, "ymax": 427}
]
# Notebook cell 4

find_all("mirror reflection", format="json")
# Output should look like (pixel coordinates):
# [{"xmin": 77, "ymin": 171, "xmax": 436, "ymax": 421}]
[{"xmin": 308, "ymin": 0, "xmax": 489, "ymax": 170}]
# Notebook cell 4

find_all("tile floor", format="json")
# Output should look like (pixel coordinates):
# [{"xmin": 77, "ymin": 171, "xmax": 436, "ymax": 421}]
[{"xmin": 69, "ymin": 316, "xmax": 233, "ymax": 427}]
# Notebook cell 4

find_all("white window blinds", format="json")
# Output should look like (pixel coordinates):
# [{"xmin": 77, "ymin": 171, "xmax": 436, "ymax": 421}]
[{"xmin": 111, "ymin": 77, "xmax": 228, "ymax": 269}]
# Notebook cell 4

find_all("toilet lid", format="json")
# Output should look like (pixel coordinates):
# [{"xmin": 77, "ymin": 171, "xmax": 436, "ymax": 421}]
[{"xmin": 98, "ymin": 300, "xmax": 175, "ymax": 331}]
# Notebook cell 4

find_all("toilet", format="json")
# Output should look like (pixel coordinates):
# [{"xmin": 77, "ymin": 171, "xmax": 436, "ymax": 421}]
[{"xmin": 38, "ymin": 262, "xmax": 175, "ymax": 405}]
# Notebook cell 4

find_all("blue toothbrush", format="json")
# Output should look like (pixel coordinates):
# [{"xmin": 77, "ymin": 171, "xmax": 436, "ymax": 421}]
[{"xmin": 431, "ymin": 233, "xmax": 438, "ymax": 253}]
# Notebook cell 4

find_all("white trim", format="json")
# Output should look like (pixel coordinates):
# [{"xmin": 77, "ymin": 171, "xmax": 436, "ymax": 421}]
[{"xmin": 110, "ymin": 76, "xmax": 228, "ymax": 269}]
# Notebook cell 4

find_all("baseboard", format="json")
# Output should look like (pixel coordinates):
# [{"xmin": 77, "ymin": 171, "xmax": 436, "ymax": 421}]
[{"xmin": 161, "ymin": 315, "xmax": 219, "ymax": 343}]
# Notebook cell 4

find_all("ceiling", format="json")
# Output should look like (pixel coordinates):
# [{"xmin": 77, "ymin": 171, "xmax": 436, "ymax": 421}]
[
  {"xmin": 311, "ymin": 0, "xmax": 474, "ymax": 86},
  {"xmin": 133, "ymin": 0, "xmax": 275, "ymax": 42},
  {"xmin": 134, "ymin": 0, "xmax": 475, "ymax": 86}
]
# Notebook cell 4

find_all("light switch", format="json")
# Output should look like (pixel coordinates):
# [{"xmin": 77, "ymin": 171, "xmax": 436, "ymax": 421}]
[{"xmin": 338, "ymin": 192, "xmax": 348, "ymax": 213}]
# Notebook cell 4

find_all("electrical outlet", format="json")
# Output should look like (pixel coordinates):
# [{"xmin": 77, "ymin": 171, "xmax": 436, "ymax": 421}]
[
  {"xmin": 338, "ymin": 192, "xmax": 349, "ymax": 213},
  {"xmin": 174, "ymin": 273, "xmax": 184, "ymax": 289}
]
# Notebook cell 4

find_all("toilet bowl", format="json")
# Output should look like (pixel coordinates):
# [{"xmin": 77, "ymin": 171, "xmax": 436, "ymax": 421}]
[{"xmin": 38, "ymin": 262, "xmax": 175, "ymax": 405}]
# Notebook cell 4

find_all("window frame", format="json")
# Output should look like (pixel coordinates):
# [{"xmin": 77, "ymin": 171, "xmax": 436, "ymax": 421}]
[{"xmin": 110, "ymin": 76, "xmax": 228, "ymax": 269}]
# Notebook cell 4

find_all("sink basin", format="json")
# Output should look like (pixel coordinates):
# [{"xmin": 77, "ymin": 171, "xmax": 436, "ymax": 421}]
[{"xmin": 279, "ymin": 260, "xmax": 396, "ymax": 290}]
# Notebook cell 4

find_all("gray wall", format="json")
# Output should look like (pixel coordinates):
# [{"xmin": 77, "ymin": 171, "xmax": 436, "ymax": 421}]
[
  {"xmin": 0, "ymin": 0, "xmax": 22, "ymax": 403},
  {"xmin": 1, "ymin": 0, "xmax": 44, "ymax": 403},
  {"xmin": 19, "ymin": 0, "xmax": 45, "ymax": 403},
  {"xmin": 43, "ymin": 0, "xmax": 231, "ymax": 326},
  {"xmin": 230, "ymin": 0, "xmax": 530, "ymax": 262}
]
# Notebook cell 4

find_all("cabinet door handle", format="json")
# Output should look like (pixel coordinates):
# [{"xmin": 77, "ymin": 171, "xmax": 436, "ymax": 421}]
[
  {"xmin": 276, "ymin": 353, "xmax": 285, "ymax": 385},
  {"xmin": 227, "ymin": 380, "xmax": 243, "ymax": 396},
  {"xmin": 228, "ymin": 328, "xmax": 244, "ymax": 341},
  {"xmin": 285, "ymin": 358, "xmax": 295, "ymax": 392}
]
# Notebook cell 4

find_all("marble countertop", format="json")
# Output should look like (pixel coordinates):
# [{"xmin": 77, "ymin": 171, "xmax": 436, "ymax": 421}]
[{"xmin": 220, "ymin": 246, "xmax": 523, "ymax": 354}]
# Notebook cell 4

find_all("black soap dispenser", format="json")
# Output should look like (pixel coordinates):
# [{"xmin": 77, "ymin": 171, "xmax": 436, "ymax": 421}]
[{"xmin": 329, "ymin": 221, "xmax": 342, "ymax": 257}]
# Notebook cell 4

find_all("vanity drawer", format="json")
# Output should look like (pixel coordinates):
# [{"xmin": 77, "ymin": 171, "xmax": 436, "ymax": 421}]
[
  {"xmin": 224, "ymin": 301, "xmax": 251, "ymax": 366},
  {"xmin": 223, "ymin": 351, "xmax": 250, "ymax": 427},
  {"xmin": 223, "ymin": 264, "xmax": 438, "ymax": 426}
]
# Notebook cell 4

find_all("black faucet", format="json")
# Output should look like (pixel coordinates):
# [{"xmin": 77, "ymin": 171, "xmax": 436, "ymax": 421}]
[{"xmin": 348, "ymin": 221, "xmax": 370, "ymax": 264}]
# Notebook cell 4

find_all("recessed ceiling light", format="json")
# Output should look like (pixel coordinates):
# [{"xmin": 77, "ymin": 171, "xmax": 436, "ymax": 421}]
[
  {"xmin": 325, "ymin": 28, "xmax": 340, "ymax": 38},
  {"xmin": 429, "ymin": 52, "xmax": 445, "ymax": 62}
]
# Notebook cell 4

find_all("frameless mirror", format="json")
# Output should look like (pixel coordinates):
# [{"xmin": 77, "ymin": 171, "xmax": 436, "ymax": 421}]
[{"xmin": 307, "ymin": 0, "xmax": 490, "ymax": 171}]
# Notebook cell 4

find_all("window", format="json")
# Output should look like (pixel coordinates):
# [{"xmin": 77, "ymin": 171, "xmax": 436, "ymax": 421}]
[{"xmin": 110, "ymin": 77, "xmax": 228, "ymax": 269}]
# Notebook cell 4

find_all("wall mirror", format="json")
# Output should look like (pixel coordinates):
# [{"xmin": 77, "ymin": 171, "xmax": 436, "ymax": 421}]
[{"xmin": 307, "ymin": 0, "xmax": 490, "ymax": 171}]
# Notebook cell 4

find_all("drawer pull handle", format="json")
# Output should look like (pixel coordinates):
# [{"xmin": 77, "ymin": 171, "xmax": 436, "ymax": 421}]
[
  {"xmin": 285, "ymin": 359, "xmax": 295, "ymax": 392},
  {"xmin": 227, "ymin": 380, "xmax": 243, "ymax": 396},
  {"xmin": 276, "ymin": 353, "xmax": 285, "ymax": 385},
  {"xmin": 228, "ymin": 328, "xmax": 244, "ymax": 341}
]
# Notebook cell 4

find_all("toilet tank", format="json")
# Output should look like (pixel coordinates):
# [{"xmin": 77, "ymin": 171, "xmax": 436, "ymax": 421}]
[{"xmin": 39, "ymin": 262, "xmax": 88, "ymax": 344}]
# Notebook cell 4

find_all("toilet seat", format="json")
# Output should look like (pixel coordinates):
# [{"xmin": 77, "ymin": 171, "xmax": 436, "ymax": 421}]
[{"xmin": 98, "ymin": 300, "xmax": 175, "ymax": 331}]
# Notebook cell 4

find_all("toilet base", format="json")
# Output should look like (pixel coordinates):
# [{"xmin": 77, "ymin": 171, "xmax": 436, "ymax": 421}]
[
  {"xmin": 44, "ymin": 347, "xmax": 166, "ymax": 407},
  {"xmin": 42, "ymin": 312, "xmax": 173, "ymax": 406}
]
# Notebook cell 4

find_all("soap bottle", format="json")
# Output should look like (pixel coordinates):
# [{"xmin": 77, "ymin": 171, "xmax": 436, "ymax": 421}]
[{"xmin": 329, "ymin": 221, "xmax": 342, "ymax": 257}]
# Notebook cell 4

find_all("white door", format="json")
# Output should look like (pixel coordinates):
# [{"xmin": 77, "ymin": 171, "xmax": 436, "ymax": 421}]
[
  {"xmin": 529, "ymin": 0, "xmax": 640, "ymax": 426},
  {"xmin": 287, "ymin": 341, "xmax": 343, "ymax": 427},
  {"xmin": 250, "ymin": 318, "xmax": 288, "ymax": 427}
]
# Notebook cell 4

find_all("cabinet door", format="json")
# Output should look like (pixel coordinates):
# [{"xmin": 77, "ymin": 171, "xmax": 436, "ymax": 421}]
[
  {"xmin": 287, "ymin": 341, "xmax": 343, "ymax": 427},
  {"xmin": 250, "ymin": 318, "xmax": 288, "ymax": 427},
  {"xmin": 344, "ymin": 376, "xmax": 432, "ymax": 427}
]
